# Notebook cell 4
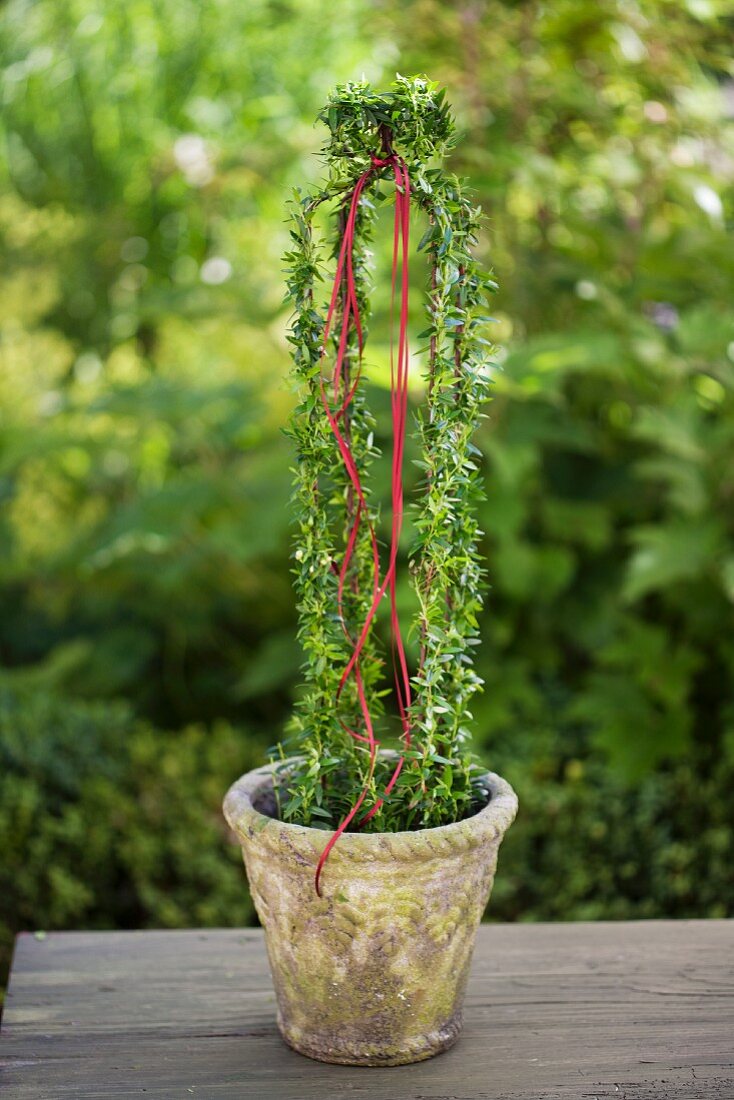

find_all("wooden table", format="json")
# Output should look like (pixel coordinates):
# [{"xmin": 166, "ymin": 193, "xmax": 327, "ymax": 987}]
[{"xmin": 1, "ymin": 921, "xmax": 732, "ymax": 1098}]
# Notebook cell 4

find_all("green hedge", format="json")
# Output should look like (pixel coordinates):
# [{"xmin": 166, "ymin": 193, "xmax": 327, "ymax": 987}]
[
  {"xmin": 488, "ymin": 718, "xmax": 734, "ymax": 923},
  {"xmin": 0, "ymin": 688, "xmax": 258, "ymax": 995},
  {"xmin": 2, "ymin": 686, "xmax": 732, "ymax": 997}
]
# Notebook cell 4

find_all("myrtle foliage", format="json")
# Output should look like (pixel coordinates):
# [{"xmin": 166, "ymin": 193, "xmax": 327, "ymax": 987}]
[{"xmin": 277, "ymin": 76, "xmax": 499, "ymax": 831}]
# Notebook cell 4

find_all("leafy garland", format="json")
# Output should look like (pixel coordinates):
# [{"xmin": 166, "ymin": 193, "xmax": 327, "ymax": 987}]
[{"xmin": 275, "ymin": 75, "xmax": 498, "ymax": 835}]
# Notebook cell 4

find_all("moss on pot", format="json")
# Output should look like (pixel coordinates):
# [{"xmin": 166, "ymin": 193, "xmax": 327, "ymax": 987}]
[{"xmin": 224, "ymin": 760, "xmax": 517, "ymax": 1066}]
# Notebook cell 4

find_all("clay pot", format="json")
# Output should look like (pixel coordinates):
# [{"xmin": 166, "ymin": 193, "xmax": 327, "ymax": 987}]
[{"xmin": 223, "ymin": 760, "xmax": 517, "ymax": 1066}]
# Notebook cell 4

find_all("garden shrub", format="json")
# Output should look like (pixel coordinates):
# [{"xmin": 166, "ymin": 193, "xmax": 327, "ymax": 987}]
[
  {"xmin": 488, "ymin": 713, "xmax": 734, "ymax": 923},
  {"xmin": 3, "ymin": 683, "xmax": 732, "ymax": 1002},
  {"xmin": 0, "ymin": 687, "xmax": 258, "ymax": 998}
]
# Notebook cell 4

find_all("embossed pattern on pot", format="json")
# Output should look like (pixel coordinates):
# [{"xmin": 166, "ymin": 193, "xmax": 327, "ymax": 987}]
[{"xmin": 223, "ymin": 761, "xmax": 518, "ymax": 1066}]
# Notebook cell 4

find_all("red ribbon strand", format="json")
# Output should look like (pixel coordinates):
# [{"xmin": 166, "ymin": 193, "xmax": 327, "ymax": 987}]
[{"xmin": 314, "ymin": 152, "xmax": 413, "ymax": 895}]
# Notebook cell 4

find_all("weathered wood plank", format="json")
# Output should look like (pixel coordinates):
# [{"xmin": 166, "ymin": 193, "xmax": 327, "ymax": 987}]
[{"xmin": 1, "ymin": 921, "xmax": 732, "ymax": 1099}]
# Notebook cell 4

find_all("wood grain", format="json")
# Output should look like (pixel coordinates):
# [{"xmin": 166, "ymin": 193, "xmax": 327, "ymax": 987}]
[{"xmin": 1, "ymin": 921, "xmax": 732, "ymax": 1099}]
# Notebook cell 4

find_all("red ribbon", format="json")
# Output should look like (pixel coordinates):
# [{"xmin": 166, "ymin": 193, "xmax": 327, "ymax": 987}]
[{"xmin": 314, "ymin": 151, "xmax": 413, "ymax": 895}]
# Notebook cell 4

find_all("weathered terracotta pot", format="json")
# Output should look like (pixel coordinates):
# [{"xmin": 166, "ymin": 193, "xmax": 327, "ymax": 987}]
[{"xmin": 223, "ymin": 760, "xmax": 517, "ymax": 1066}]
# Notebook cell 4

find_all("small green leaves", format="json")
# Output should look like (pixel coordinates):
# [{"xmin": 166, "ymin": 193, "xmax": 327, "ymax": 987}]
[
  {"xmin": 317, "ymin": 75, "xmax": 456, "ymax": 173},
  {"xmin": 277, "ymin": 77, "xmax": 496, "ymax": 832}
]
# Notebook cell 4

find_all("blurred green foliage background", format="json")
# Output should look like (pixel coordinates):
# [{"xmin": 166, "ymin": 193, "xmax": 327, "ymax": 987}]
[{"xmin": 1, "ymin": 0, "xmax": 733, "ymax": 988}]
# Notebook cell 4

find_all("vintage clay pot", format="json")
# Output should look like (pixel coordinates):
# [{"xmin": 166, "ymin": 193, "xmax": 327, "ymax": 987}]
[{"xmin": 223, "ymin": 760, "xmax": 517, "ymax": 1066}]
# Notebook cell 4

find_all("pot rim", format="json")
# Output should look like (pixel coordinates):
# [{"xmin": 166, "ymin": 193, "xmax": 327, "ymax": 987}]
[{"xmin": 223, "ymin": 755, "xmax": 518, "ymax": 860}]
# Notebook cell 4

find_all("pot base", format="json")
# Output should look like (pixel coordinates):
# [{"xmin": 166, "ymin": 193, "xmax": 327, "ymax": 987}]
[{"xmin": 278, "ymin": 1013, "xmax": 462, "ymax": 1067}]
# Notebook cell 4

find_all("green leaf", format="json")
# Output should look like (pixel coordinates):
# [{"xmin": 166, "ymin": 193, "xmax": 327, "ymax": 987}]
[{"xmin": 623, "ymin": 520, "xmax": 725, "ymax": 602}]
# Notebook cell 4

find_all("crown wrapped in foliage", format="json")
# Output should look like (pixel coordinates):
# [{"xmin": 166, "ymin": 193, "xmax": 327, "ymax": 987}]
[{"xmin": 274, "ymin": 75, "xmax": 499, "ymax": 839}]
